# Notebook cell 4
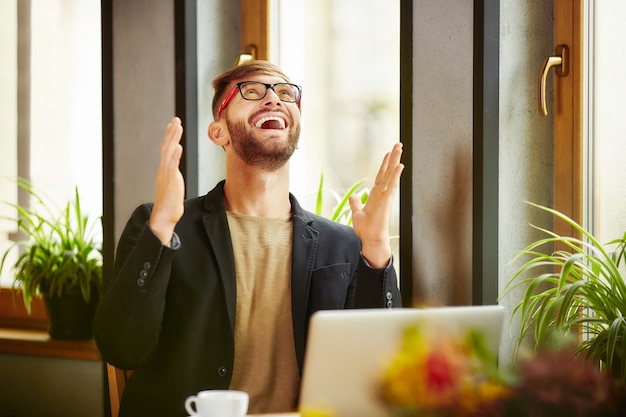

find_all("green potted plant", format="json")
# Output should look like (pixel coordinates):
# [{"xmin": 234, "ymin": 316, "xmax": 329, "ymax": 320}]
[
  {"xmin": 504, "ymin": 202, "xmax": 626, "ymax": 382},
  {"xmin": 0, "ymin": 178, "xmax": 103, "ymax": 340}
]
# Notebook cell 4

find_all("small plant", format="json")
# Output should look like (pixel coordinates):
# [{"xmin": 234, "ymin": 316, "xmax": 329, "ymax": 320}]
[
  {"xmin": 314, "ymin": 172, "xmax": 369, "ymax": 225},
  {"xmin": 0, "ymin": 178, "xmax": 103, "ymax": 312},
  {"xmin": 503, "ymin": 202, "xmax": 626, "ymax": 381}
]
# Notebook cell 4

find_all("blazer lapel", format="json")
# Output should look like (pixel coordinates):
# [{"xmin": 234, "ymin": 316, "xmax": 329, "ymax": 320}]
[
  {"xmin": 201, "ymin": 182, "xmax": 237, "ymax": 334},
  {"xmin": 290, "ymin": 197, "xmax": 319, "ymax": 371}
]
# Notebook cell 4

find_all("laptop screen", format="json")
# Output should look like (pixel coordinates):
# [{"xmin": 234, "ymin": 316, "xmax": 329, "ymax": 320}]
[{"xmin": 299, "ymin": 306, "xmax": 505, "ymax": 417}]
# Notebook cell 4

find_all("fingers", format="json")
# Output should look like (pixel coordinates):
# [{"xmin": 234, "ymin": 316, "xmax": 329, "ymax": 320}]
[
  {"xmin": 164, "ymin": 117, "xmax": 183, "ymax": 145},
  {"xmin": 348, "ymin": 194, "xmax": 363, "ymax": 214},
  {"xmin": 163, "ymin": 117, "xmax": 183, "ymax": 149},
  {"xmin": 373, "ymin": 142, "xmax": 404, "ymax": 193},
  {"xmin": 161, "ymin": 117, "xmax": 184, "ymax": 170}
]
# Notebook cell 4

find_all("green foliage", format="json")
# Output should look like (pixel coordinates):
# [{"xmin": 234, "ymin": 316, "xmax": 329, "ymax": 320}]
[
  {"xmin": 503, "ymin": 202, "xmax": 626, "ymax": 381},
  {"xmin": 314, "ymin": 172, "xmax": 369, "ymax": 226},
  {"xmin": 0, "ymin": 178, "xmax": 103, "ymax": 312}
]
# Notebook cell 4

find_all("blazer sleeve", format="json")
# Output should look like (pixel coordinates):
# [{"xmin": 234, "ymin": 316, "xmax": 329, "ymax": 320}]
[
  {"xmin": 353, "ymin": 255, "xmax": 402, "ymax": 308},
  {"xmin": 93, "ymin": 204, "xmax": 178, "ymax": 369}
]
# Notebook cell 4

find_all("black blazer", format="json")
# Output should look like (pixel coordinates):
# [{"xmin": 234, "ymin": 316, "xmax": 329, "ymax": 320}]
[{"xmin": 94, "ymin": 181, "xmax": 401, "ymax": 417}]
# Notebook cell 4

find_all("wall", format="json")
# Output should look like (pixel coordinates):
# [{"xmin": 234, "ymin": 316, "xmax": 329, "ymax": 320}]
[
  {"xmin": 411, "ymin": 0, "xmax": 474, "ymax": 306},
  {"xmin": 0, "ymin": 355, "xmax": 102, "ymax": 417},
  {"xmin": 497, "ymin": 0, "xmax": 554, "ymax": 365},
  {"xmin": 411, "ymin": 0, "xmax": 555, "ymax": 365}
]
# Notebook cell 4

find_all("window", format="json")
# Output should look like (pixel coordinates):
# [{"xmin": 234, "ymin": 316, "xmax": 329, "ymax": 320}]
[
  {"xmin": 269, "ymin": 0, "xmax": 401, "ymax": 265},
  {"xmin": 0, "ymin": 1, "xmax": 102, "ymax": 288},
  {"xmin": 585, "ymin": 1, "xmax": 626, "ymax": 244}
]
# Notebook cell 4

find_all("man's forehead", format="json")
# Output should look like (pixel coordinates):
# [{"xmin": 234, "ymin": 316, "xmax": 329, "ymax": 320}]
[{"xmin": 234, "ymin": 73, "xmax": 289, "ymax": 84}]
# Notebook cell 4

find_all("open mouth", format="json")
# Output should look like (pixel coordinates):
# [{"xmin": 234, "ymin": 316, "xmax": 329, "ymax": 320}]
[{"xmin": 254, "ymin": 116, "xmax": 286, "ymax": 130}]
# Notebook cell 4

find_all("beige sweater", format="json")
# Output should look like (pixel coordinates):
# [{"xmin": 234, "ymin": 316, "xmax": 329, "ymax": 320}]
[{"xmin": 226, "ymin": 212, "xmax": 300, "ymax": 414}]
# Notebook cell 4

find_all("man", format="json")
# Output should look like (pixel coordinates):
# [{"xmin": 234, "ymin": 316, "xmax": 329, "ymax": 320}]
[{"xmin": 94, "ymin": 60, "xmax": 404, "ymax": 417}]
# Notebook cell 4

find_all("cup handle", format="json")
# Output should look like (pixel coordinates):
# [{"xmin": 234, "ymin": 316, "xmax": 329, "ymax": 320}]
[{"xmin": 184, "ymin": 395, "xmax": 198, "ymax": 415}]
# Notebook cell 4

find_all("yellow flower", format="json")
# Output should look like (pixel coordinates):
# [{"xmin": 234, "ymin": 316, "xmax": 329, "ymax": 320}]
[{"xmin": 299, "ymin": 406, "xmax": 337, "ymax": 417}]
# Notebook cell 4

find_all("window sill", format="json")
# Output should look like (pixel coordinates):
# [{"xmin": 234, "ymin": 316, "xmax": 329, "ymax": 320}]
[
  {"xmin": 0, "ymin": 290, "xmax": 100, "ymax": 361},
  {"xmin": 0, "ymin": 327, "xmax": 101, "ymax": 361}
]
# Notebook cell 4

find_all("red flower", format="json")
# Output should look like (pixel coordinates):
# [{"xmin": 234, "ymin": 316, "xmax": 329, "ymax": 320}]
[{"xmin": 424, "ymin": 350, "xmax": 456, "ymax": 392}]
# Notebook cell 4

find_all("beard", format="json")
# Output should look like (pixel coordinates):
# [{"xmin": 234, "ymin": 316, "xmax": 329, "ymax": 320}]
[{"xmin": 226, "ymin": 118, "xmax": 300, "ymax": 171}]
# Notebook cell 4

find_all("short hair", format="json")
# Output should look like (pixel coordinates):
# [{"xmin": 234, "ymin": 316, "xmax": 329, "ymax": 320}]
[{"xmin": 211, "ymin": 60, "xmax": 293, "ymax": 119}]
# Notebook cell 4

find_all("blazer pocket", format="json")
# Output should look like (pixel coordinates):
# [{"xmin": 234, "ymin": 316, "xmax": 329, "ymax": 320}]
[{"xmin": 309, "ymin": 263, "xmax": 351, "ymax": 309}]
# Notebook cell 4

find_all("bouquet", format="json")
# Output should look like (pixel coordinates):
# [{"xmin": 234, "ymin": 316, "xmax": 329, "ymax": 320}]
[{"xmin": 379, "ymin": 325, "xmax": 626, "ymax": 417}]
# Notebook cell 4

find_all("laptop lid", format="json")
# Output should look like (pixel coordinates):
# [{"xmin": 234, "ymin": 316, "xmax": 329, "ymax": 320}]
[{"xmin": 298, "ymin": 305, "xmax": 505, "ymax": 417}]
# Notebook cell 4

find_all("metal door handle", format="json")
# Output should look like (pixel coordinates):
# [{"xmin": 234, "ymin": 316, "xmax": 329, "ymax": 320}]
[
  {"xmin": 539, "ymin": 44, "xmax": 569, "ymax": 116},
  {"xmin": 235, "ymin": 45, "xmax": 257, "ymax": 66}
]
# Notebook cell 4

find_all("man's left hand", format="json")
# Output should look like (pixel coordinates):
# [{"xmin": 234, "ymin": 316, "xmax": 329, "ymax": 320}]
[{"xmin": 349, "ymin": 142, "xmax": 404, "ymax": 268}]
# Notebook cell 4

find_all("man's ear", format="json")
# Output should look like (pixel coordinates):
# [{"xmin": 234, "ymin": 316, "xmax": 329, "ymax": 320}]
[{"xmin": 208, "ymin": 120, "xmax": 229, "ymax": 146}]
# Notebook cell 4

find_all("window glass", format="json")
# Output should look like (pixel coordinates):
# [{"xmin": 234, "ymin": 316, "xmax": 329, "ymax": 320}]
[
  {"xmin": 590, "ymin": 1, "xmax": 626, "ymax": 245},
  {"xmin": 0, "ymin": 0, "xmax": 102, "ymax": 287},
  {"xmin": 0, "ymin": 0, "xmax": 18, "ymax": 287},
  {"xmin": 270, "ymin": 0, "xmax": 401, "ymax": 265}
]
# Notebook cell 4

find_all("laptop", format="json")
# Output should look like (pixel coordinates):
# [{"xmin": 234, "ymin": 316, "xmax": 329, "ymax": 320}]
[{"xmin": 298, "ymin": 305, "xmax": 505, "ymax": 417}]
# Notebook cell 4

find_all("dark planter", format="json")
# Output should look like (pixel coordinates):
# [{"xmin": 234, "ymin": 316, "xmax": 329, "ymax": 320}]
[{"xmin": 43, "ymin": 285, "xmax": 100, "ymax": 340}]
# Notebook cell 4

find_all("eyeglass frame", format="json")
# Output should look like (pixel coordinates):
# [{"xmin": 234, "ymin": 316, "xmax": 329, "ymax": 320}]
[{"xmin": 216, "ymin": 81, "xmax": 302, "ymax": 119}]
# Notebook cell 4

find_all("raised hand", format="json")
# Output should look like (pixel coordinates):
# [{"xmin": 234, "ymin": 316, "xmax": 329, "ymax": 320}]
[
  {"xmin": 349, "ymin": 143, "xmax": 404, "ymax": 268},
  {"xmin": 149, "ymin": 117, "xmax": 185, "ymax": 246}
]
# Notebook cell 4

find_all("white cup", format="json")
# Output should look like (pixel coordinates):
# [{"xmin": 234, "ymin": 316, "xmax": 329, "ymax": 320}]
[{"xmin": 185, "ymin": 390, "xmax": 249, "ymax": 417}]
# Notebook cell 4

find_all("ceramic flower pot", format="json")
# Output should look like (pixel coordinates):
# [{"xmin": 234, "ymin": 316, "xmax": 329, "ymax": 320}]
[{"xmin": 43, "ymin": 284, "xmax": 100, "ymax": 340}]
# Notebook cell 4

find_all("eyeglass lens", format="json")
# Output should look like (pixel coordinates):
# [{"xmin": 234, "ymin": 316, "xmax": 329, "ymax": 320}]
[{"xmin": 239, "ymin": 82, "xmax": 300, "ymax": 103}]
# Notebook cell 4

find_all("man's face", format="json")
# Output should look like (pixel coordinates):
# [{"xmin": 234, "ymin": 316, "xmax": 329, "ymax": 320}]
[{"xmin": 222, "ymin": 74, "xmax": 301, "ymax": 171}]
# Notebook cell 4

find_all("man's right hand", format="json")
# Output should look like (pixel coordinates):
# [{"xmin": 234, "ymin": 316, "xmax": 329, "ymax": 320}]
[{"xmin": 149, "ymin": 117, "xmax": 185, "ymax": 246}]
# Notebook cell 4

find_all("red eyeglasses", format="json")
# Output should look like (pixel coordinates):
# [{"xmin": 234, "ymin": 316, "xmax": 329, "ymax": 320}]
[{"xmin": 217, "ymin": 81, "xmax": 302, "ymax": 119}]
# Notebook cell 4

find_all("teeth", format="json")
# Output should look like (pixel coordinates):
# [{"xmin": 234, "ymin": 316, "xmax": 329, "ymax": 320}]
[{"xmin": 255, "ymin": 116, "xmax": 285, "ymax": 129}]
